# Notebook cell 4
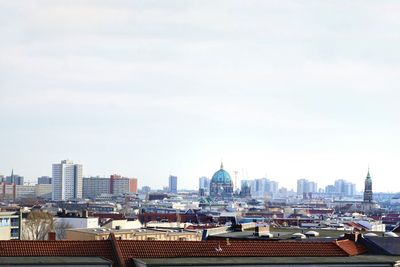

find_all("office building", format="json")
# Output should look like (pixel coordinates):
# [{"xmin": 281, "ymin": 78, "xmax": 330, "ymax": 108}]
[
  {"xmin": 16, "ymin": 185, "xmax": 36, "ymax": 200},
  {"xmin": 297, "ymin": 179, "xmax": 318, "ymax": 194},
  {"xmin": 110, "ymin": 175, "xmax": 137, "ymax": 195},
  {"xmin": 52, "ymin": 160, "xmax": 83, "ymax": 201},
  {"xmin": 198, "ymin": 177, "xmax": 210, "ymax": 192},
  {"xmin": 333, "ymin": 179, "xmax": 356, "ymax": 196},
  {"xmin": 0, "ymin": 183, "xmax": 16, "ymax": 201},
  {"xmin": 35, "ymin": 184, "xmax": 52, "ymax": 199},
  {"xmin": 83, "ymin": 177, "xmax": 110, "ymax": 199},
  {"xmin": 168, "ymin": 175, "xmax": 178, "ymax": 194},
  {"xmin": 251, "ymin": 178, "xmax": 279, "ymax": 197},
  {"xmin": 37, "ymin": 176, "xmax": 52, "ymax": 184}
]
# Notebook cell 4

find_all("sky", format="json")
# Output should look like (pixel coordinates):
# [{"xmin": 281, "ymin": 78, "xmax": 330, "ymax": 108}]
[{"xmin": 1, "ymin": 1, "xmax": 400, "ymax": 192}]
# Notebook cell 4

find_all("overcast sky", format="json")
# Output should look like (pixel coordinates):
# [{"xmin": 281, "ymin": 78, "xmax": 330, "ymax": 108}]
[{"xmin": 1, "ymin": 1, "xmax": 400, "ymax": 192}]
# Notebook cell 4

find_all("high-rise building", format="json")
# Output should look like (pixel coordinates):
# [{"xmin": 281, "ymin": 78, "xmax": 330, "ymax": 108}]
[
  {"xmin": 240, "ymin": 180, "xmax": 252, "ymax": 198},
  {"xmin": 327, "ymin": 179, "xmax": 356, "ymax": 196},
  {"xmin": 251, "ymin": 178, "xmax": 279, "ymax": 197},
  {"xmin": 297, "ymin": 179, "xmax": 317, "ymax": 194},
  {"xmin": 109, "ymin": 175, "xmax": 137, "ymax": 195},
  {"xmin": 82, "ymin": 177, "xmax": 110, "ymax": 199},
  {"xmin": 363, "ymin": 169, "xmax": 373, "ymax": 203},
  {"xmin": 168, "ymin": 175, "xmax": 177, "ymax": 194},
  {"xmin": 37, "ymin": 176, "xmax": 52, "ymax": 184},
  {"xmin": 199, "ymin": 177, "xmax": 210, "ymax": 192},
  {"xmin": 52, "ymin": 160, "xmax": 83, "ymax": 201}
]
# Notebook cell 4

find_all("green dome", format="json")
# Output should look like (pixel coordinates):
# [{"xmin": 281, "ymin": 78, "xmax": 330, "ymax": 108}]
[{"xmin": 211, "ymin": 164, "xmax": 232, "ymax": 185}]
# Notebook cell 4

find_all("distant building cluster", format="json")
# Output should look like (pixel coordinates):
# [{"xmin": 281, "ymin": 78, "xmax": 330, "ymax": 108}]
[
  {"xmin": 324, "ymin": 179, "xmax": 357, "ymax": 196},
  {"xmin": 297, "ymin": 178, "xmax": 318, "ymax": 195}
]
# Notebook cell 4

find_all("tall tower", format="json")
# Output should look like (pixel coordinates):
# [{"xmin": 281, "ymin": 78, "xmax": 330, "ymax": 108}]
[
  {"xmin": 52, "ymin": 160, "xmax": 83, "ymax": 201},
  {"xmin": 168, "ymin": 175, "xmax": 177, "ymax": 194},
  {"xmin": 363, "ymin": 168, "xmax": 373, "ymax": 203}
]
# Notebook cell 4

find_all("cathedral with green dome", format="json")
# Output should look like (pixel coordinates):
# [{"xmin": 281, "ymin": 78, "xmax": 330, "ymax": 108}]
[{"xmin": 210, "ymin": 163, "xmax": 233, "ymax": 199}]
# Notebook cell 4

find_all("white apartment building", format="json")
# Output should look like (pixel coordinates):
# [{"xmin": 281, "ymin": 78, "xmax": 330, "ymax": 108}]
[{"xmin": 52, "ymin": 160, "xmax": 83, "ymax": 201}]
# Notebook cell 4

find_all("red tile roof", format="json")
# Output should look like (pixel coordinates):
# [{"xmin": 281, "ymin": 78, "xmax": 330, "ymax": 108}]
[
  {"xmin": 0, "ymin": 239, "xmax": 366, "ymax": 267},
  {"xmin": 117, "ymin": 240, "xmax": 353, "ymax": 265},
  {"xmin": 0, "ymin": 240, "xmax": 118, "ymax": 264},
  {"xmin": 336, "ymin": 240, "xmax": 368, "ymax": 256}
]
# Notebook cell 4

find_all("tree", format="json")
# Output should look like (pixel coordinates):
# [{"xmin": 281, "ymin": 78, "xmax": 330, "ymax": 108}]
[
  {"xmin": 55, "ymin": 220, "xmax": 72, "ymax": 240},
  {"xmin": 22, "ymin": 210, "xmax": 54, "ymax": 240}
]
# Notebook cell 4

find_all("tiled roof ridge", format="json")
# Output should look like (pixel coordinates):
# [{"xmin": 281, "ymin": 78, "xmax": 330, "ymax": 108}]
[
  {"xmin": 117, "ymin": 239, "xmax": 332, "ymax": 244},
  {"xmin": 0, "ymin": 240, "xmax": 109, "ymax": 243},
  {"xmin": 335, "ymin": 240, "xmax": 367, "ymax": 256},
  {"xmin": 109, "ymin": 233, "xmax": 125, "ymax": 267}
]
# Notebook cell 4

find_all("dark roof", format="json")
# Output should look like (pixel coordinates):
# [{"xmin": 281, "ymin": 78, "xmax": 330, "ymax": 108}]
[
  {"xmin": 362, "ymin": 237, "xmax": 400, "ymax": 255},
  {"xmin": 133, "ymin": 255, "xmax": 400, "ymax": 266},
  {"xmin": 0, "ymin": 257, "xmax": 112, "ymax": 265}
]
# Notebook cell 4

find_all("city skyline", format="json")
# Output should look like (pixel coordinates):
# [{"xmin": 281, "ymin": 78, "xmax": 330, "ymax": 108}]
[
  {"xmin": 1, "ymin": 1, "xmax": 400, "ymax": 192},
  {"xmin": 0, "ymin": 160, "xmax": 386, "ymax": 193}
]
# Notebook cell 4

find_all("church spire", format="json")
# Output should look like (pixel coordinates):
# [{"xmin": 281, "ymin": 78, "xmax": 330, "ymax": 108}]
[{"xmin": 366, "ymin": 166, "xmax": 371, "ymax": 179}]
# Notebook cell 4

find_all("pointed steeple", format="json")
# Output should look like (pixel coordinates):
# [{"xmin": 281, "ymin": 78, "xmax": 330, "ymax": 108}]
[
  {"xmin": 220, "ymin": 161, "xmax": 224, "ymax": 169},
  {"xmin": 366, "ymin": 166, "xmax": 371, "ymax": 179}
]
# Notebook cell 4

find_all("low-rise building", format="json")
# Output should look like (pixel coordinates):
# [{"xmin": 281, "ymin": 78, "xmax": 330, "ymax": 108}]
[
  {"xmin": 0, "ymin": 211, "xmax": 20, "ymax": 240},
  {"xmin": 35, "ymin": 184, "xmax": 52, "ymax": 199},
  {"xmin": 65, "ymin": 227, "xmax": 202, "ymax": 241},
  {"xmin": 55, "ymin": 210, "xmax": 99, "ymax": 229},
  {"xmin": 16, "ymin": 185, "xmax": 35, "ymax": 200}
]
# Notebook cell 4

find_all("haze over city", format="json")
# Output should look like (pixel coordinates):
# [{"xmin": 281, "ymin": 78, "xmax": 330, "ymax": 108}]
[{"xmin": 1, "ymin": 1, "xmax": 400, "ymax": 192}]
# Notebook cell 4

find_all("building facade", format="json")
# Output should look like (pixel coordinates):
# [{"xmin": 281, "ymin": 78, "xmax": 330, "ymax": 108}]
[
  {"xmin": 82, "ymin": 177, "xmax": 110, "ymax": 199},
  {"xmin": 0, "ymin": 211, "xmax": 20, "ymax": 240},
  {"xmin": 15, "ymin": 185, "xmax": 35, "ymax": 200},
  {"xmin": 168, "ymin": 175, "xmax": 177, "ymax": 194},
  {"xmin": 35, "ymin": 184, "xmax": 52, "ymax": 199},
  {"xmin": 5, "ymin": 171, "xmax": 24, "ymax": 185},
  {"xmin": 52, "ymin": 160, "xmax": 83, "ymax": 201},
  {"xmin": 110, "ymin": 175, "xmax": 137, "ymax": 195},
  {"xmin": 297, "ymin": 179, "xmax": 318, "ymax": 194},
  {"xmin": 37, "ymin": 176, "xmax": 52, "ymax": 184}
]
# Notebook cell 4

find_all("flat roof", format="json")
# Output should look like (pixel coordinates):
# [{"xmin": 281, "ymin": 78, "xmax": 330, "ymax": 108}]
[
  {"xmin": 67, "ymin": 228, "xmax": 199, "ymax": 234},
  {"xmin": 133, "ymin": 255, "xmax": 400, "ymax": 266}
]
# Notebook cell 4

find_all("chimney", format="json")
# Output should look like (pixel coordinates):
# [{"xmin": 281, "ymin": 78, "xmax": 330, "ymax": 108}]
[
  {"xmin": 47, "ymin": 232, "xmax": 56, "ymax": 241},
  {"xmin": 82, "ymin": 210, "xmax": 88, "ymax": 218},
  {"xmin": 343, "ymin": 232, "xmax": 360, "ymax": 242}
]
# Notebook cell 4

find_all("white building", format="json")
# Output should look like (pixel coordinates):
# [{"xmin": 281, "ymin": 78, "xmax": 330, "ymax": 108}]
[
  {"xmin": 55, "ymin": 216, "xmax": 99, "ymax": 229},
  {"xmin": 52, "ymin": 160, "xmax": 83, "ymax": 201}
]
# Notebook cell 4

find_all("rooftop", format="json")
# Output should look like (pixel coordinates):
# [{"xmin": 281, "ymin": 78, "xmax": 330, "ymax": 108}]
[
  {"xmin": 133, "ymin": 255, "xmax": 400, "ymax": 266},
  {"xmin": 0, "ymin": 238, "xmax": 368, "ymax": 267}
]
